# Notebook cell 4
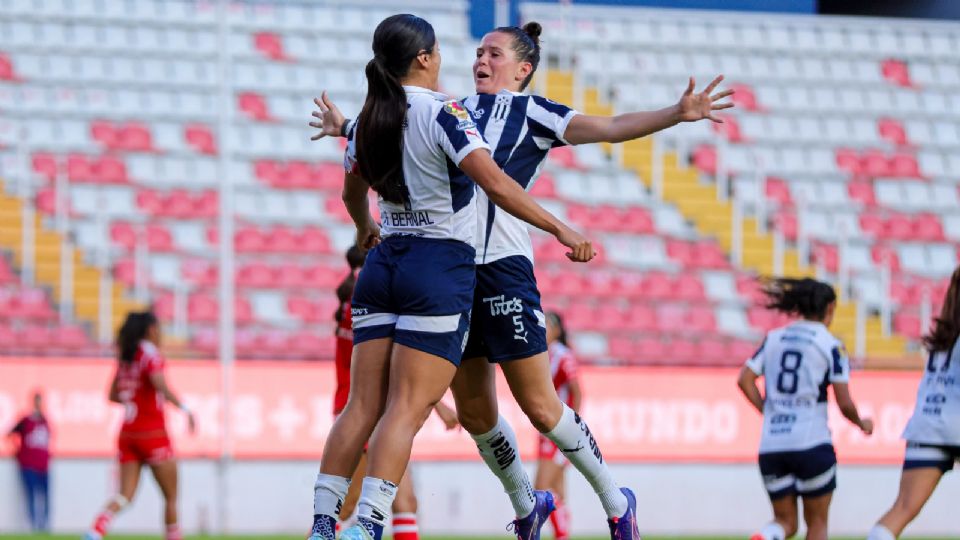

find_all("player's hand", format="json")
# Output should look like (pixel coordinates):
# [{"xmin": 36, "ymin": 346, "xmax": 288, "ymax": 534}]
[
  {"xmin": 435, "ymin": 403, "xmax": 459, "ymax": 431},
  {"xmin": 677, "ymin": 75, "xmax": 734, "ymax": 123},
  {"xmin": 556, "ymin": 225, "xmax": 595, "ymax": 263},
  {"xmin": 186, "ymin": 412, "xmax": 196, "ymax": 435},
  {"xmin": 356, "ymin": 219, "xmax": 381, "ymax": 251},
  {"xmin": 309, "ymin": 91, "xmax": 347, "ymax": 140},
  {"xmin": 859, "ymin": 417, "xmax": 874, "ymax": 436}
]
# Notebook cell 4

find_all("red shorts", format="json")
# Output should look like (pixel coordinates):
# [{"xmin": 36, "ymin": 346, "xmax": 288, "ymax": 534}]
[
  {"xmin": 118, "ymin": 433, "xmax": 174, "ymax": 465},
  {"xmin": 538, "ymin": 435, "xmax": 567, "ymax": 466}
]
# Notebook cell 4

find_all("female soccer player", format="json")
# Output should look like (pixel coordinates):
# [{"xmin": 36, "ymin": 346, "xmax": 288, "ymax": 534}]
[
  {"xmin": 312, "ymin": 21, "xmax": 731, "ymax": 539},
  {"xmin": 737, "ymin": 278, "xmax": 873, "ymax": 540},
  {"xmin": 534, "ymin": 312, "xmax": 581, "ymax": 540},
  {"xmin": 332, "ymin": 244, "xmax": 459, "ymax": 540},
  {"xmin": 83, "ymin": 311, "xmax": 196, "ymax": 540},
  {"xmin": 867, "ymin": 266, "xmax": 960, "ymax": 540},
  {"xmin": 308, "ymin": 14, "xmax": 592, "ymax": 540}
]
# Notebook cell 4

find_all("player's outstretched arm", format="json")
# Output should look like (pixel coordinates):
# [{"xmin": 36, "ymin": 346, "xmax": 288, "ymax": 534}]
[
  {"xmin": 563, "ymin": 75, "xmax": 734, "ymax": 145},
  {"xmin": 833, "ymin": 383, "xmax": 874, "ymax": 435},
  {"xmin": 148, "ymin": 372, "xmax": 197, "ymax": 434},
  {"xmin": 459, "ymin": 149, "xmax": 594, "ymax": 263},
  {"xmin": 342, "ymin": 172, "xmax": 381, "ymax": 251},
  {"xmin": 736, "ymin": 366, "xmax": 764, "ymax": 414}
]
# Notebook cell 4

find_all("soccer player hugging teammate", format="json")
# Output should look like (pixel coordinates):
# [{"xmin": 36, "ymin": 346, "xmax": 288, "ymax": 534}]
[
  {"xmin": 307, "ymin": 14, "xmax": 591, "ymax": 540},
  {"xmin": 737, "ymin": 279, "xmax": 873, "ymax": 540},
  {"xmin": 868, "ymin": 266, "xmax": 960, "ymax": 540},
  {"xmin": 84, "ymin": 312, "xmax": 196, "ymax": 540},
  {"xmin": 312, "ymin": 20, "xmax": 733, "ymax": 540},
  {"xmin": 331, "ymin": 244, "xmax": 460, "ymax": 540}
]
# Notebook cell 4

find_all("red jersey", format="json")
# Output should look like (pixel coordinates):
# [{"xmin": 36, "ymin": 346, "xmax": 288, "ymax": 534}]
[
  {"xmin": 12, "ymin": 413, "xmax": 50, "ymax": 472},
  {"xmin": 333, "ymin": 301, "xmax": 353, "ymax": 414},
  {"xmin": 549, "ymin": 342, "xmax": 578, "ymax": 408},
  {"xmin": 115, "ymin": 341, "xmax": 167, "ymax": 434}
]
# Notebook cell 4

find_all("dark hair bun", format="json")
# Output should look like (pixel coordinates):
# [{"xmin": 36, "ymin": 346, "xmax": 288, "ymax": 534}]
[{"xmin": 522, "ymin": 21, "xmax": 542, "ymax": 46}]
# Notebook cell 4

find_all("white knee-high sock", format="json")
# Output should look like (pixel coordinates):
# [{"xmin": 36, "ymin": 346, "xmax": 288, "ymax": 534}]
[
  {"xmin": 544, "ymin": 404, "xmax": 628, "ymax": 518},
  {"xmin": 867, "ymin": 525, "xmax": 896, "ymax": 540},
  {"xmin": 470, "ymin": 415, "xmax": 537, "ymax": 517},
  {"xmin": 314, "ymin": 473, "xmax": 350, "ymax": 517},
  {"xmin": 757, "ymin": 521, "xmax": 786, "ymax": 540}
]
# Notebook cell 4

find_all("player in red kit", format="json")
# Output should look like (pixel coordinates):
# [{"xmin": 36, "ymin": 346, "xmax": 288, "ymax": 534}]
[
  {"xmin": 327, "ymin": 246, "xmax": 459, "ymax": 540},
  {"xmin": 7, "ymin": 391, "xmax": 51, "ymax": 532},
  {"xmin": 535, "ymin": 312, "xmax": 582, "ymax": 540},
  {"xmin": 83, "ymin": 311, "xmax": 195, "ymax": 540}
]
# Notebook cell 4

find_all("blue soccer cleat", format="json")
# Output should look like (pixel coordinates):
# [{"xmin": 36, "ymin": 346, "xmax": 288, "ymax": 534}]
[
  {"xmin": 340, "ymin": 522, "xmax": 376, "ymax": 540},
  {"xmin": 80, "ymin": 532, "xmax": 102, "ymax": 540},
  {"xmin": 508, "ymin": 490, "xmax": 555, "ymax": 540},
  {"xmin": 607, "ymin": 487, "xmax": 641, "ymax": 540}
]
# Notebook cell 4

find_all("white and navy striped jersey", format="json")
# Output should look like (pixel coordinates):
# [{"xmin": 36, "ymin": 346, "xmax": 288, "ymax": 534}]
[
  {"xmin": 902, "ymin": 337, "xmax": 960, "ymax": 446},
  {"xmin": 460, "ymin": 90, "xmax": 578, "ymax": 264},
  {"xmin": 745, "ymin": 320, "xmax": 851, "ymax": 453},
  {"xmin": 344, "ymin": 86, "xmax": 489, "ymax": 246}
]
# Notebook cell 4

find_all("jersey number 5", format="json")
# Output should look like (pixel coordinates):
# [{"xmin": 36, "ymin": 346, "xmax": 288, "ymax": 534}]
[{"xmin": 777, "ymin": 350, "xmax": 803, "ymax": 394}]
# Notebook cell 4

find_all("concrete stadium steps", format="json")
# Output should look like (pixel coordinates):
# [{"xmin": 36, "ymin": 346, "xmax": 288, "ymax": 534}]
[
  {"xmin": 541, "ymin": 69, "xmax": 908, "ymax": 362},
  {"xmin": 0, "ymin": 182, "xmax": 141, "ymax": 332}
]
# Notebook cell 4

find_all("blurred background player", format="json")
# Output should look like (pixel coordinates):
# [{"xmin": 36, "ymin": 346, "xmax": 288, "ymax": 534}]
[
  {"xmin": 7, "ymin": 390, "xmax": 52, "ymax": 533},
  {"xmin": 332, "ymin": 245, "xmax": 460, "ymax": 539},
  {"xmin": 535, "ymin": 312, "xmax": 581, "ymax": 540},
  {"xmin": 738, "ymin": 278, "xmax": 873, "ymax": 540},
  {"xmin": 83, "ymin": 312, "xmax": 196, "ymax": 540},
  {"xmin": 868, "ymin": 266, "xmax": 960, "ymax": 540},
  {"xmin": 311, "ymin": 23, "xmax": 729, "ymax": 540}
]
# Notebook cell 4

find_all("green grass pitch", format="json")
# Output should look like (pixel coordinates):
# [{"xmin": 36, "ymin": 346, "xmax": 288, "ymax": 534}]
[{"xmin": 0, "ymin": 533, "xmax": 947, "ymax": 540}]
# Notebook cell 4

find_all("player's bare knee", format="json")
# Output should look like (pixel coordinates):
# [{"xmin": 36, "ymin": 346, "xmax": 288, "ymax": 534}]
[
  {"xmin": 520, "ymin": 398, "xmax": 559, "ymax": 433},
  {"xmin": 456, "ymin": 405, "xmax": 496, "ymax": 435}
]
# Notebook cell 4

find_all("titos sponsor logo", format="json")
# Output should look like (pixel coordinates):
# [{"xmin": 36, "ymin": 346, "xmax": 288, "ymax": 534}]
[{"xmin": 483, "ymin": 294, "xmax": 529, "ymax": 343}]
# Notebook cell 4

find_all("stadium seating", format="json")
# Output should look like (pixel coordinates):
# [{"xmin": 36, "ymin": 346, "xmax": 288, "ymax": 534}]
[{"xmin": 0, "ymin": 1, "xmax": 953, "ymax": 364}]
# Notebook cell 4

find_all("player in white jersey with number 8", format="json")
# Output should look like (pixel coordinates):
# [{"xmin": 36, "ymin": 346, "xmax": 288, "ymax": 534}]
[
  {"xmin": 867, "ymin": 266, "xmax": 960, "ymax": 540},
  {"xmin": 738, "ymin": 278, "xmax": 873, "ymax": 540}
]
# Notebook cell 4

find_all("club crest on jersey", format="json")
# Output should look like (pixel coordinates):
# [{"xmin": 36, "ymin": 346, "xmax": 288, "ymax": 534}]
[
  {"xmin": 443, "ymin": 100, "xmax": 477, "ymax": 131},
  {"xmin": 472, "ymin": 108, "xmax": 485, "ymax": 119}
]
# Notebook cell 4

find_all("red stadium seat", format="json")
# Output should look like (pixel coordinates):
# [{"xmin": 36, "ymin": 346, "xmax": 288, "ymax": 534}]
[
  {"xmin": 858, "ymin": 214, "xmax": 884, "ymax": 238},
  {"xmin": 583, "ymin": 270, "xmax": 616, "ymax": 297},
  {"xmin": 0, "ymin": 259, "xmax": 14, "ymax": 285},
  {"xmin": 238, "ymin": 92, "xmax": 273, "ymax": 122},
  {"xmin": 861, "ymin": 148, "xmax": 890, "ymax": 177},
  {"xmin": 253, "ymin": 32, "xmax": 291, "ymax": 62},
  {"xmin": 195, "ymin": 190, "xmax": 218, "ymax": 217},
  {"xmin": 0, "ymin": 53, "xmax": 19, "ymax": 81},
  {"xmin": 529, "ymin": 172, "xmax": 557, "ymax": 198},
  {"xmin": 765, "ymin": 176, "xmax": 792, "ymax": 206},
  {"xmin": 237, "ymin": 262, "xmax": 276, "ymax": 287},
  {"xmin": 254, "ymin": 159, "xmax": 282, "ymax": 185},
  {"xmin": 146, "ymin": 225, "xmax": 174, "ymax": 251},
  {"xmin": 878, "ymin": 118, "xmax": 908, "ymax": 147},
  {"xmin": 847, "ymin": 180, "xmax": 876, "ymax": 206},
  {"xmin": 547, "ymin": 146, "xmax": 582, "ymax": 170},
  {"xmin": 625, "ymin": 304, "xmax": 657, "ymax": 332},
  {"xmin": 110, "ymin": 222, "xmax": 137, "ymax": 249},
  {"xmin": 67, "ymin": 153, "xmax": 94, "ymax": 182},
  {"xmin": 299, "ymin": 226, "xmax": 331, "ymax": 253},
  {"xmin": 607, "ymin": 336, "xmax": 636, "ymax": 361},
  {"xmin": 641, "ymin": 272, "xmax": 674, "ymax": 300},
  {"xmin": 276, "ymin": 263, "xmax": 306, "ymax": 288},
  {"xmin": 284, "ymin": 161, "xmax": 313, "ymax": 188},
  {"xmin": 235, "ymin": 227, "xmax": 265, "ymax": 252},
  {"xmin": 913, "ymin": 213, "xmax": 944, "ymax": 241},
  {"xmin": 32, "ymin": 153, "xmax": 58, "ymax": 180},
  {"xmin": 675, "ymin": 274, "xmax": 706, "ymax": 301},
  {"xmin": 91, "ymin": 120, "xmax": 119, "ymax": 150},
  {"xmin": 634, "ymin": 337, "xmax": 668, "ymax": 365},
  {"xmin": 94, "ymin": 155, "xmax": 129, "ymax": 183},
  {"xmin": 737, "ymin": 275, "xmax": 766, "ymax": 305},
  {"xmin": 695, "ymin": 241, "xmax": 730, "ymax": 269},
  {"xmin": 894, "ymin": 312, "xmax": 923, "ymax": 340},
  {"xmin": 686, "ymin": 305, "xmax": 716, "ymax": 332},
  {"xmin": 871, "ymin": 244, "xmax": 900, "ymax": 272},
  {"xmin": 57, "ymin": 325, "xmax": 90, "ymax": 350},
  {"xmin": 730, "ymin": 340, "xmax": 759, "ymax": 363},
  {"xmin": 120, "ymin": 122, "xmax": 154, "ymax": 152},
  {"xmin": 666, "ymin": 239, "xmax": 696, "ymax": 267},
  {"xmin": 728, "ymin": 83, "xmax": 761, "ymax": 111},
  {"xmin": 835, "ymin": 148, "xmax": 862, "ymax": 176},
  {"xmin": 881, "ymin": 58, "xmax": 914, "ymax": 88},
  {"xmin": 711, "ymin": 114, "xmax": 743, "ymax": 142},
  {"xmin": 694, "ymin": 338, "xmax": 729, "ymax": 365},
  {"xmin": 889, "ymin": 153, "xmax": 922, "ymax": 178},
  {"xmin": 655, "ymin": 304, "xmax": 687, "ymax": 332},
  {"xmin": 886, "ymin": 213, "xmax": 913, "ymax": 240},
  {"xmin": 692, "ymin": 145, "xmax": 717, "ymax": 175},
  {"xmin": 621, "ymin": 207, "xmax": 654, "ymax": 234},
  {"xmin": 811, "ymin": 243, "xmax": 839, "ymax": 273},
  {"xmin": 304, "ymin": 264, "xmax": 342, "ymax": 288},
  {"xmin": 268, "ymin": 226, "xmax": 300, "ymax": 252},
  {"xmin": 113, "ymin": 258, "xmax": 136, "ymax": 285},
  {"xmin": 185, "ymin": 124, "xmax": 217, "ymax": 155},
  {"xmin": 166, "ymin": 189, "xmax": 195, "ymax": 218},
  {"xmin": 314, "ymin": 162, "xmax": 344, "ymax": 190},
  {"xmin": 774, "ymin": 212, "xmax": 798, "ymax": 240},
  {"xmin": 136, "ymin": 189, "xmax": 163, "ymax": 214},
  {"xmin": 182, "ymin": 259, "xmax": 217, "ymax": 286},
  {"xmin": 34, "ymin": 188, "xmax": 58, "ymax": 214}
]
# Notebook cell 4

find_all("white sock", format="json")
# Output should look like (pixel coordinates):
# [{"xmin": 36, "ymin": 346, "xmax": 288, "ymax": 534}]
[
  {"xmin": 314, "ymin": 473, "xmax": 350, "ymax": 517},
  {"xmin": 470, "ymin": 415, "xmax": 537, "ymax": 517},
  {"xmin": 544, "ymin": 404, "xmax": 628, "ymax": 518},
  {"xmin": 867, "ymin": 524, "xmax": 896, "ymax": 540},
  {"xmin": 357, "ymin": 476, "xmax": 397, "ymax": 526},
  {"xmin": 757, "ymin": 521, "xmax": 786, "ymax": 540}
]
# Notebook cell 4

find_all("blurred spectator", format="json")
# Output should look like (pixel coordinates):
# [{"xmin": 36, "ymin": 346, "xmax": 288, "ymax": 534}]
[{"xmin": 7, "ymin": 391, "xmax": 51, "ymax": 532}]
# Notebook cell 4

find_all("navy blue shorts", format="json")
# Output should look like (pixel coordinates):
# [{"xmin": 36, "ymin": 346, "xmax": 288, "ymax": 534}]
[
  {"xmin": 462, "ymin": 255, "xmax": 547, "ymax": 363},
  {"xmin": 351, "ymin": 236, "xmax": 475, "ymax": 365},
  {"xmin": 758, "ymin": 444, "xmax": 837, "ymax": 500},
  {"xmin": 904, "ymin": 441, "xmax": 960, "ymax": 473}
]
